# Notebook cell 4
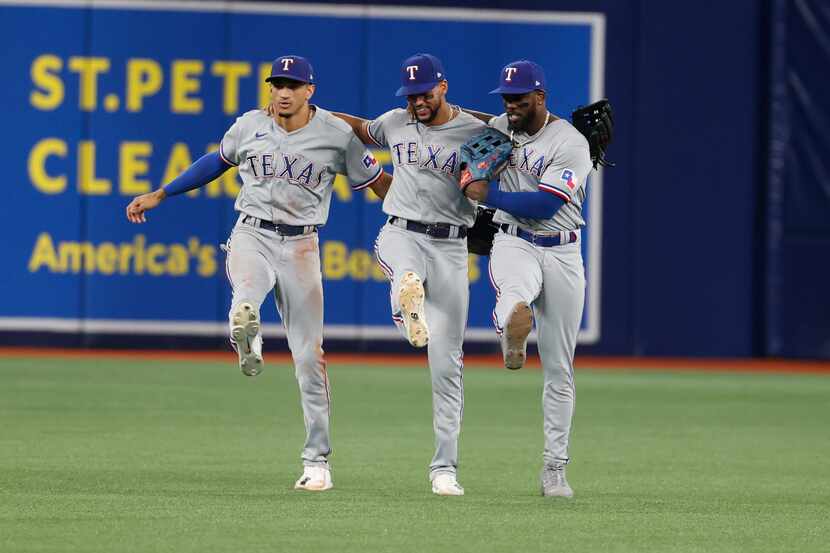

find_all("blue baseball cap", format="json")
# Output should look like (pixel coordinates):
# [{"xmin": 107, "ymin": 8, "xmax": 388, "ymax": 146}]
[
  {"xmin": 490, "ymin": 60, "xmax": 546, "ymax": 94},
  {"xmin": 395, "ymin": 53, "xmax": 446, "ymax": 97},
  {"xmin": 266, "ymin": 55, "xmax": 315, "ymax": 84}
]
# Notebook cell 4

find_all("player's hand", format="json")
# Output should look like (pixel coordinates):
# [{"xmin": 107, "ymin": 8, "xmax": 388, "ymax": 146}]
[
  {"xmin": 126, "ymin": 189, "xmax": 166, "ymax": 223},
  {"xmin": 462, "ymin": 180, "xmax": 488, "ymax": 201}
]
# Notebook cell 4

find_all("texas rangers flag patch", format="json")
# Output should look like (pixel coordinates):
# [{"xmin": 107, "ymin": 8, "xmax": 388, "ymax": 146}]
[
  {"xmin": 363, "ymin": 153, "xmax": 378, "ymax": 168},
  {"xmin": 560, "ymin": 169, "xmax": 577, "ymax": 190}
]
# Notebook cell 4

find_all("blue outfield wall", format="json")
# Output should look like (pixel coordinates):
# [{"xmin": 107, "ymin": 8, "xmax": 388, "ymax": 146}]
[
  {"xmin": 1, "ymin": 0, "xmax": 800, "ymax": 358},
  {"xmin": 0, "ymin": 1, "xmax": 603, "ymax": 349},
  {"xmin": 766, "ymin": 0, "xmax": 830, "ymax": 358}
]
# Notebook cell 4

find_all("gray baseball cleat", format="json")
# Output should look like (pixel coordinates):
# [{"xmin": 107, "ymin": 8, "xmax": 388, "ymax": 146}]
[
  {"xmin": 502, "ymin": 302, "xmax": 532, "ymax": 370},
  {"xmin": 540, "ymin": 464, "xmax": 574, "ymax": 498},
  {"xmin": 230, "ymin": 302, "xmax": 263, "ymax": 376}
]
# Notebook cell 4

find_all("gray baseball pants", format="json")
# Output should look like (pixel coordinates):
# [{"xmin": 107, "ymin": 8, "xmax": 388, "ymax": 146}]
[
  {"xmin": 374, "ymin": 222, "xmax": 469, "ymax": 478},
  {"xmin": 488, "ymin": 231, "xmax": 585, "ymax": 466},
  {"xmin": 225, "ymin": 219, "xmax": 330, "ymax": 468}
]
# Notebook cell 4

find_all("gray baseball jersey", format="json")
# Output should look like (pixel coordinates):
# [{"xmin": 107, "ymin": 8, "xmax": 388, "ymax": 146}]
[
  {"xmin": 367, "ymin": 108, "xmax": 485, "ymax": 227},
  {"xmin": 489, "ymin": 114, "xmax": 592, "ymax": 233},
  {"xmin": 221, "ymin": 106, "xmax": 381, "ymax": 470},
  {"xmin": 220, "ymin": 107, "xmax": 383, "ymax": 225}
]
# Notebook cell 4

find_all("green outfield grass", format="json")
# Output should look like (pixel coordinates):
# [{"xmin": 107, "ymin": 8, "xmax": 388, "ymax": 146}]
[{"xmin": 1, "ymin": 355, "xmax": 828, "ymax": 553}]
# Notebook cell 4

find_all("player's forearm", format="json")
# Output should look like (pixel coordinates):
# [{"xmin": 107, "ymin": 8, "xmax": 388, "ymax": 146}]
[
  {"xmin": 162, "ymin": 151, "xmax": 232, "ymax": 197},
  {"xmin": 332, "ymin": 112, "xmax": 373, "ymax": 145},
  {"xmin": 368, "ymin": 171, "xmax": 392, "ymax": 199},
  {"xmin": 461, "ymin": 108, "xmax": 496, "ymax": 124},
  {"xmin": 483, "ymin": 183, "xmax": 565, "ymax": 219}
]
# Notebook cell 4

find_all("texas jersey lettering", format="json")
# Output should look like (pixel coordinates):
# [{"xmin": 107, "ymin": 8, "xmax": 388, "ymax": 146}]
[
  {"xmin": 368, "ymin": 108, "xmax": 484, "ymax": 227},
  {"xmin": 489, "ymin": 114, "xmax": 591, "ymax": 233},
  {"xmin": 389, "ymin": 141, "xmax": 459, "ymax": 175},
  {"xmin": 221, "ymin": 108, "xmax": 381, "ymax": 225}
]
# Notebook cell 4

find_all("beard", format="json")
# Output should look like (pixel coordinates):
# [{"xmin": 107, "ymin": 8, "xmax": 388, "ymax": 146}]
[
  {"xmin": 414, "ymin": 105, "xmax": 438, "ymax": 123},
  {"xmin": 507, "ymin": 112, "xmax": 529, "ymax": 131},
  {"xmin": 413, "ymin": 98, "xmax": 444, "ymax": 124},
  {"xmin": 507, "ymin": 104, "xmax": 539, "ymax": 132}
]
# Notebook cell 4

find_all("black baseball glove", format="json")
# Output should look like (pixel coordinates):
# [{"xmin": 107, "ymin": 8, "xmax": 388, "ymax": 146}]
[
  {"xmin": 458, "ymin": 127, "xmax": 513, "ymax": 194},
  {"xmin": 467, "ymin": 206, "xmax": 498, "ymax": 256},
  {"xmin": 571, "ymin": 99, "xmax": 615, "ymax": 169}
]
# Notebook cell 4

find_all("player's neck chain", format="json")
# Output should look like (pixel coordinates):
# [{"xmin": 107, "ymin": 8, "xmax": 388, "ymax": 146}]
[{"xmin": 511, "ymin": 111, "xmax": 551, "ymax": 148}]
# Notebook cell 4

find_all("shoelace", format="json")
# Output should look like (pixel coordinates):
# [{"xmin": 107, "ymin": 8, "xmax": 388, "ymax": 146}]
[{"xmin": 542, "ymin": 465, "xmax": 566, "ymax": 487}]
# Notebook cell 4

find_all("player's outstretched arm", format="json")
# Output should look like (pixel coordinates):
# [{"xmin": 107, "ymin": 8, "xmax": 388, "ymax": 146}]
[
  {"xmin": 462, "ymin": 181, "xmax": 565, "ymax": 219},
  {"xmin": 332, "ymin": 112, "xmax": 373, "ymax": 145},
  {"xmin": 126, "ymin": 188, "xmax": 167, "ymax": 223},
  {"xmin": 461, "ymin": 108, "xmax": 497, "ymax": 124},
  {"xmin": 125, "ymin": 151, "xmax": 232, "ymax": 224}
]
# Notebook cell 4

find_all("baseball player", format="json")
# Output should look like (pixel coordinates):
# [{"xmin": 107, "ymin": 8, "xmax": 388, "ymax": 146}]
[
  {"xmin": 460, "ymin": 60, "xmax": 593, "ymax": 498},
  {"xmin": 335, "ymin": 53, "xmax": 486, "ymax": 496},
  {"xmin": 125, "ymin": 55, "xmax": 390, "ymax": 492}
]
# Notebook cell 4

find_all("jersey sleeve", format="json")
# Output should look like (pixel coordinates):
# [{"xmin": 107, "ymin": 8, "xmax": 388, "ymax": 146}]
[
  {"xmin": 218, "ymin": 119, "xmax": 242, "ymax": 166},
  {"xmin": 486, "ymin": 113, "xmax": 509, "ymax": 133},
  {"xmin": 344, "ymin": 132, "xmax": 384, "ymax": 191},
  {"xmin": 365, "ymin": 109, "xmax": 396, "ymax": 148},
  {"xmin": 538, "ymin": 139, "xmax": 592, "ymax": 202}
]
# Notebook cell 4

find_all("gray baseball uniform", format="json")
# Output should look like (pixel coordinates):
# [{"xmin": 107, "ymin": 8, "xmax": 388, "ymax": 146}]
[
  {"xmin": 368, "ymin": 107, "xmax": 485, "ymax": 478},
  {"xmin": 220, "ymin": 107, "xmax": 382, "ymax": 468},
  {"xmin": 487, "ymin": 114, "xmax": 592, "ymax": 467}
]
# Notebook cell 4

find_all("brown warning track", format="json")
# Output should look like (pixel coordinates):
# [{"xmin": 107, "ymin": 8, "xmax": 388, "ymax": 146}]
[{"xmin": 0, "ymin": 347, "xmax": 828, "ymax": 374}]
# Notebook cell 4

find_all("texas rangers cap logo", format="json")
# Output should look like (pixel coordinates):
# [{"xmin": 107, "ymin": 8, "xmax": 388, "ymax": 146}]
[
  {"xmin": 396, "ymin": 53, "xmax": 446, "ymax": 97},
  {"xmin": 265, "ymin": 54, "xmax": 315, "ymax": 84},
  {"xmin": 490, "ymin": 59, "xmax": 547, "ymax": 95}
]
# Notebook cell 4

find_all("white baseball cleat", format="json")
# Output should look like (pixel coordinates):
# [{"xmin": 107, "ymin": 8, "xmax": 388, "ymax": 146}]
[
  {"xmin": 230, "ymin": 302, "xmax": 263, "ymax": 377},
  {"xmin": 502, "ymin": 302, "xmax": 533, "ymax": 370},
  {"xmin": 294, "ymin": 466, "xmax": 333, "ymax": 491},
  {"xmin": 398, "ymin": 272, "xmax": 429, "ymax": 348},
  {"xmin": 431, "ymin": 473, "xmax": 464, "ymax": 496}
]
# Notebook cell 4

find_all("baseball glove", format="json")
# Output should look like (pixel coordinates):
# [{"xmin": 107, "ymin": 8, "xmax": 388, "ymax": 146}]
[
  {"xmin": 458, "ymin": 127, "xmax": 513, "ymax": 193},
  {"xmin": 571, "ymin": 99, "xmax": 615, "ymax": 169},
  {"xmin": 467, "ymin": 206, "xmax": 498, "ymax": 256}
]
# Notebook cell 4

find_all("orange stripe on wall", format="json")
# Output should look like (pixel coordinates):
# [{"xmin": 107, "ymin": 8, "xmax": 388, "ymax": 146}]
[{"xmin": 0, "ymin": 348, "xmax": 828, "ymax": 374}]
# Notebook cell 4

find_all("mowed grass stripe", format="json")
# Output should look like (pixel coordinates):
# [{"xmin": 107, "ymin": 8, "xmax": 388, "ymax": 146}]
[{"xmin": 0, "ymin": 357, "xmax": 828, "ymax": 553}]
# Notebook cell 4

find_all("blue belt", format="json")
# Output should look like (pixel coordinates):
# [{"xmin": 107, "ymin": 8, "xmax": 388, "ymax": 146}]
[
  {"xmin": 500, "ymin": 224, "xmax": 578, "ymax": 247},
  {"xmin": 243, "ymin": 216, "xmax": 317, "ymax": 236},
  {"xmin": 389, "ymin": 217, "xmax": 467, "ymax": 239}
]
